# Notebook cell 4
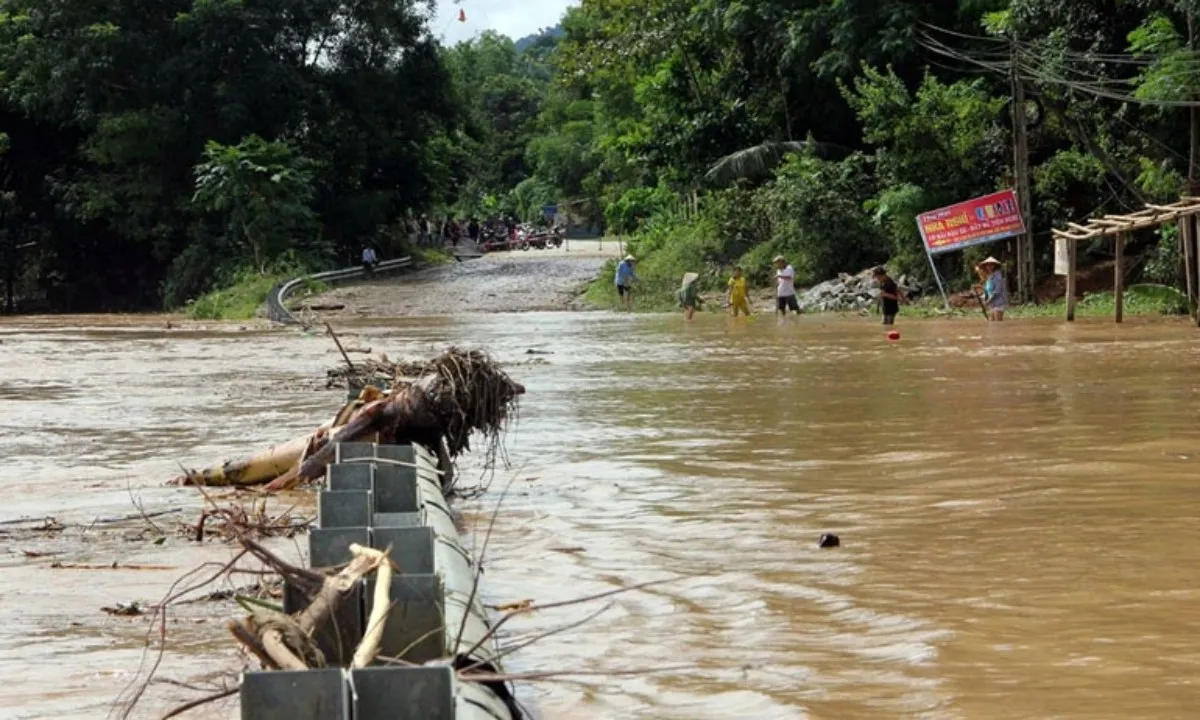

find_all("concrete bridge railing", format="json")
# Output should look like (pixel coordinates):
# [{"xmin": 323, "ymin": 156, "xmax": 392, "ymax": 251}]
[{"xmin": 267, "ymin": 256, "xmax": 413, "ymax": 324}]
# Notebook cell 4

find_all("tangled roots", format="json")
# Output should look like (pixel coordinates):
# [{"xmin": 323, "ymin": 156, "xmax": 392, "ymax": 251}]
[{"xmin": 420, "ymin": 347, "xmax": 523, "ymax": 459}]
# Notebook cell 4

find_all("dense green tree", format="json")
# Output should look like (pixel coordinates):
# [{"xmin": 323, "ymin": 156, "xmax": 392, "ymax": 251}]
[
  {"xmin": 6, "ymin": 0, "xmax": 1200, "ymax": 312},
  {"xmin": 440, "ymin": 31, "xmax": 554, "ymax": 217},
  {"xmin": 532, "ymin": 0, "xmax": 1200, "ymax": 298},
  {"xmin": 192, "ymin": 136, "xmax": 320, "ymax": 274},
  {"xmin": 0, "ymin": 0, "xmax": 455, "ymax": 311}
]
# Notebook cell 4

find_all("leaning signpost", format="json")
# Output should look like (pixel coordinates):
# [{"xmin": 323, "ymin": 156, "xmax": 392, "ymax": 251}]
[{"xmin": 915, "ymin": 189, "xmax": 1027, "ymax": 310}]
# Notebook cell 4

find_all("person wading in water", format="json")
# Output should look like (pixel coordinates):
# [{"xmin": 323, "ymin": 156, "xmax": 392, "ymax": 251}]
[
  {"xmin": 615, "ymin": 254, "xmax": 637, "ymax": 311},
  {"xmin": 974, "ymin": 257, "xmax": 1008, "ymax": 321},
  {"xmin": 872, "ymin": 266, "xmax": 903, "ymax": 325},
  {"xmin": 679, "ymin": 272, "xmax": 700, "ymax": 319},
  {"xmin": 726, "ymin": 266, "xmax": 751, "ymax": 316},
  {"xmin": 773, "ymin": 255, "xmax": 801, "ymax": 315}
]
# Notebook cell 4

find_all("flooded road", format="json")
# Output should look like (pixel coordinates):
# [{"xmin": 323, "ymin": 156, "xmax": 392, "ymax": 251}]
[
  {"xmin": 3, "ymin": 312, "xmax": 1200, "ymax": 718},
  {"xmin": 312, "ymin": 239, "xmax": 622, "ymax": 317}
]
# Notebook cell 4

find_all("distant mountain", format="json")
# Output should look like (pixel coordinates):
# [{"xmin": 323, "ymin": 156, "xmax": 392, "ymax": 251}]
[{"xmin": 515, "ymin": 25, "xmax": 564, "ymax": 54}]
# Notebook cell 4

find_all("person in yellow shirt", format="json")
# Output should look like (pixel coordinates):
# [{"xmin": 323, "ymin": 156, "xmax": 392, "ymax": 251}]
[{"xmin": 726, "ymin": 266, "xmax": 751, "ymax": 316}]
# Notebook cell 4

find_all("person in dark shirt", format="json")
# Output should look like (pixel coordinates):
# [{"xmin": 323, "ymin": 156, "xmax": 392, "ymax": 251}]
[{"xmin": 873, "ymin": 266, "xmax": 903, "ymax": 325}]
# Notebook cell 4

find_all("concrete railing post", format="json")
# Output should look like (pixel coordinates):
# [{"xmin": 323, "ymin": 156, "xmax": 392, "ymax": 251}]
[{"xmin": 240, "ymin": 441, "xmax": 514, "ymax": 719}]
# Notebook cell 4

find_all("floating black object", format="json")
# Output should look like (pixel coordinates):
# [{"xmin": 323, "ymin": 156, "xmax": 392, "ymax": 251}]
[{"xmin": 818, "ymin": 533, "xmax": 840, "ymax": 548}]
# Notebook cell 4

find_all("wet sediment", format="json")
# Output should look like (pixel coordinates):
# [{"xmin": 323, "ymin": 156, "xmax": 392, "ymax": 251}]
[{"xmin": 310, "ymin": 251, "xmax": 613, "ymax": 317}]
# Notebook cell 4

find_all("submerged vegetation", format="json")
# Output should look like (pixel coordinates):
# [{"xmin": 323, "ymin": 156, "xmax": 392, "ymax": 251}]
[{"xmin": 2, "ymin": 1, "xmax": 1199, "ymax": 314}]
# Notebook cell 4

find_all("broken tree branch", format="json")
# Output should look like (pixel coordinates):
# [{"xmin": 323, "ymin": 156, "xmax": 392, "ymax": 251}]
[
  {"xmin": 325, "ymin": 322, "xmax": 355, "ymax": 371},
  {"xmin": 351, "ymin": 545, "xmax": 393, "ymax": 668},
  {"xmin": 159, "ymin": 685, "xmax": 239, "ymax": 719}
]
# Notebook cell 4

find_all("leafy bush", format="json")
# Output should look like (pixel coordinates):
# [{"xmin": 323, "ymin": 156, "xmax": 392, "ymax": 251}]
[
  {"xmin": 1125, "ymin": 284, "xmax": 1188, "ymax": 314},
  {"xmin": 183, "ymin": 252, "xmax": 314, "ymax": 320},
  {"xmin": 1143, "ymin": 225, "xmax": 1181, "ymax": 286},
  {"xmin": 604, "ymin": 184, "xmax": 676, "ymax": 235},
  {"xmin": 580, "ymin": 215, "xmax": 730, "ymax": 311},
  {"xmin": 590, "ymin": 148, "xmax": 888, "ymax": 309},
  {"xmin": 185, "ymin": 270, "xmax": 288, "ymax": 320},
  {"xmin": 864, "ymin": 182, "xmax": 929, "ymax": 282},
  {"xmin": 162, "ymin": 240, "xmax": 224, "ymax": 310},
  {"xmin": 1035, "ymin": 149, "xmax": 1108, "ymax": 230},
  {"xmin": 412, "ymin": 246, "xmax": 455, "ymax": 265},
  {"xmin": 1007, "ymin": 285, "xmax": 1188, "ymax": 318},
  {"xmin": 511, "ymin": 176, "xmax": 558, "ymax": 221},
  {"xmin": 846, "ymin": 67, "xmax": 1006, "ymax": 284},
  {"xmin": 751, "ymin": 152, "xmax": 886, "ymax": 284},
  {"xmin": 192, "ymin": 136, "xmax": 324, "ymax": 273}
]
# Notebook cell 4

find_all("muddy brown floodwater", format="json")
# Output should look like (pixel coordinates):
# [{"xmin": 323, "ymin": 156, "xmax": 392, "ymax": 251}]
[{"xmin": 4, "ymin": 311, "xmax": 1200, "ymax": 719}]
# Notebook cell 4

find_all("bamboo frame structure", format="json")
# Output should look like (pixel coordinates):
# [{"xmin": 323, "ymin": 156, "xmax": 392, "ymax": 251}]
[{"xmin": 1052, "ymin": 196, "xmax": 1200, "ymax": 324}]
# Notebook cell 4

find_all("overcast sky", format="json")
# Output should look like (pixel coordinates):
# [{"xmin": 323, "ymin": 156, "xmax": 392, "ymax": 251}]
[{"xmin": 433, "ymin": 0, "xmax": 576, "ymax": 46}]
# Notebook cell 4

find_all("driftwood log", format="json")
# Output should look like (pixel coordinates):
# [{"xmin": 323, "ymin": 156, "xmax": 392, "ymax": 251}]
[
  {"xmin": 172, "ymin": 348, "xmax": 523, "ymax": 492},
  {"xmin": 230, "ymin": 541, "xmax": 391, "ymax": 670}
]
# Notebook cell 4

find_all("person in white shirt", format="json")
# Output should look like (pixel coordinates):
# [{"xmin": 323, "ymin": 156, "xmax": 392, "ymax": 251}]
[
  {"xmin": 773, "ymin": 255, "xmax": 801, "ymax": 315},
  {"xmin": 362, "ymin": 246, "xmax": 378, "ymax": 276}
]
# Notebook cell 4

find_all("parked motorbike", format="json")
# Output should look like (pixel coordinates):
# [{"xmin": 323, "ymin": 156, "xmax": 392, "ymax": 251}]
[{"xmin": 478, "ymin": 228, "xmax": 509, "ymax": 253}]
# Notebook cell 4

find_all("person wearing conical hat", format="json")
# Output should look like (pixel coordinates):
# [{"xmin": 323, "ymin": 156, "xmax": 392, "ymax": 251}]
[
  {"xmin": 974, "ymin": 256, "xmax": 1008, "ymax": 321},
  {"xmin": 615, "ymin": 254, "xmax": 637, "ymax": 311},
  {"xmin": 678, "ymin": 272, "xmax": 700, "ymax": 320}
]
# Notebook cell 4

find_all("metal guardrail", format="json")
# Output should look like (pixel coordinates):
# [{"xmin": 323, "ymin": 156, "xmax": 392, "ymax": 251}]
[{"xmin": 267, "ymin": 256, "xmax": 413, "ymax": 324}]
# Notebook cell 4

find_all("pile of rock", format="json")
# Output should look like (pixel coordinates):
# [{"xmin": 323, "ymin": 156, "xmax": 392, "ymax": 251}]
[{"xmin": 797, "ymin": 268, "xmax": 919, "ymax": 313}]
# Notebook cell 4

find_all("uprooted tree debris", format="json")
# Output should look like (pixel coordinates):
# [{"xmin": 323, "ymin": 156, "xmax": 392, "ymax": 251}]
[
  {"xmin": 115, "ymin": 341, "xmax": 694, "ymax": 718},
  {"xmin": 230, "ymin": 538, "xmax": 392, "ymax": 671},
  {"xmin": 191, "ymin": 497, "xmax": 311, "ymax": 542},
  {"xmin": 324, "ymin": 351, "xmax": 551, "ymax": 392},
  {"xmin": 172, "ymin": 347, "xmax": 523, "ymax": 493},
  {"xmin": 113, "ymin": 528, "xmax": 686, "ymax": 719},
  {"xmin": 114, "ymin": 537, "xmax": 408, "ymax": 719},
  {"xmin": 324, "ymin": 355, "xmax": 430, "ymax": 390}
]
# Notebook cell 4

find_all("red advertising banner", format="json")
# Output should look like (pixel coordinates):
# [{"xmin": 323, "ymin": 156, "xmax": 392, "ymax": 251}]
[{"xmin": 916, "ymin": 189, "xmax": 1025, "ymax": 255}]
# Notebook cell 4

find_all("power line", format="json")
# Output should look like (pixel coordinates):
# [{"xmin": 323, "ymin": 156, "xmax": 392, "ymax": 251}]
[
  {"xmin": 916, "ymin": 22, "xmax": 1006, "ymax": 44},
  {"xmin": 1112, "ymin": 111, "xmax": 1190, "ymax": 162},
  {"xmin": 917, "ymin": 27, "xmax": 1200, "ymax": 107},
  {"xmin": 1015, "ymin": 59, "xmax": 1191, "ymax": 106},
  {"xmin": 919, "ymin": 22, "xmax": 1188, "ymax": 66},
  {"xmin": 917, "ymin": 25, "xmax": 1167, "ymax": 233},
  {"xmin": 916, "ymin": 32, "xmax": 1010, "ymax": 74}
]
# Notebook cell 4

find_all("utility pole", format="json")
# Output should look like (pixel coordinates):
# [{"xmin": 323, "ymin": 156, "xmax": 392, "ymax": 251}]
[
  {"xmin": 1189, "ymin": 1, "xmax": 1199, "ymax": 196},
  {"xmin": 1187, "ymin": 1, "xmax": 1199, "ymax": 323},
  {"xmin": 1010, "ymin": 38, "xmax": 1035, "ymax": 303}
]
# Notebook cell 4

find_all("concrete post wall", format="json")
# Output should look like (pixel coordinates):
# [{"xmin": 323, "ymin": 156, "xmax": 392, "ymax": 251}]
[{"xmin": 241, "ymin": 441, "xmax": 516, "ymax": 719}]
